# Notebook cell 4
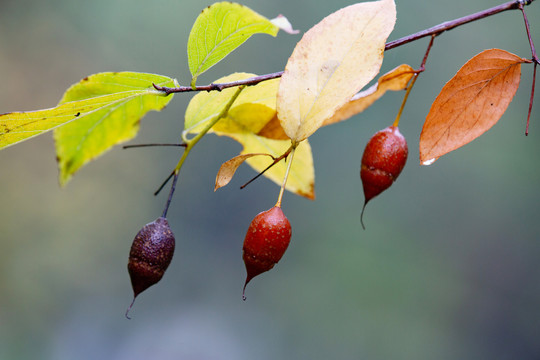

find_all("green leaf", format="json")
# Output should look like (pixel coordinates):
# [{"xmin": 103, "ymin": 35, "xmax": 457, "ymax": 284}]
[
  {"xmin": 187, "ymin": 2, "xmax": 280, "ymax": 86},
  {"xmin": 52, "ymin": 72, "xmax": 177, "ymax": 185},
  {"xmin": 0, "ymin": 72, "xmax": 175, "ymax": 152}
]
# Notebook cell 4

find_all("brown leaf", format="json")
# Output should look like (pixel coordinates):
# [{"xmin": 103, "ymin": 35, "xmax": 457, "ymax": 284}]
[
  {"xmin": 323, "ymin": 64, "xmax": 415, "ymax": 127},
  {"xmin": 419, "ymin": 49, "xmax": 528, "ymax": 164},
  {"xmin": 214, "ymin": 153, "xmax": 273, "ymax": 191}
]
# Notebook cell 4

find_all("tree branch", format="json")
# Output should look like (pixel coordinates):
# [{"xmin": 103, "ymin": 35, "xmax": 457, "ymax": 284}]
[
  {"xmin": 153, "ymin": 0, "xmax": 536, "ymax": 95},
  {"xmin": 153, "ymin": 72, "xmax": 283, "ymax": 94},
  {"xmin": 386, "ymin": 0, "xmax": 532, "ymax": 50}
]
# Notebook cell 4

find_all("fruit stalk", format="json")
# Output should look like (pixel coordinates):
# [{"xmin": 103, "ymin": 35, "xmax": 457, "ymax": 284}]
[{"xmin": 275, "ymin": 145, "xmax": 296, "ymax": 208}]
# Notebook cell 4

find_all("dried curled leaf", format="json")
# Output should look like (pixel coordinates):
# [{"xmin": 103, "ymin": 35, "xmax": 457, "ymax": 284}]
[
  {"xmin": 420, "ymin": 49, "xmax": 528, "ymax": 164},
  {"xmin": 215, "ymin": 153, "xmax": 273, "ymax": 191},
  {"xmin": 323, "ymin": 64, "xmax": 415, "ymax": 127}
]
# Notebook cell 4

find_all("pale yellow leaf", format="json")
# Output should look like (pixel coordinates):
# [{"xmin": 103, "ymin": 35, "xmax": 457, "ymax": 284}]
[{"xmin": 277, "ymin": 0, "xmax": 396, "ymax": 142}]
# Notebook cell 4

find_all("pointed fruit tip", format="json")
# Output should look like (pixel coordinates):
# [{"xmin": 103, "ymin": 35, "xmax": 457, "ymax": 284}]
[
  {"xmin": 125, "ymin": 297, "xmax": 136, "ymax": 320},
  {"xmin": 242, "ymin": 276, "xmax": 251, "ymax": 301},
  {"xmin": 360, "ymin": 201, "xmax": 368, "ymax": 230}
]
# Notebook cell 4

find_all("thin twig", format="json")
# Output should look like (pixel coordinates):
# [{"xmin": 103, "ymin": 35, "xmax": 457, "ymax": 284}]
[
  {"xmin": 154, "ymin": 171, "xmax": 175, "ymax": 196},
  {"xmin": 162, "ymin": 173, "xmax": 179, "ymax": 218},
  {"xmin": 519, "ymin": 2, "xmax": 538, "ymax": 135},
  {"xmin": 153, "ymin": 0, "xmax": 534, "ymax": 95},
  {"xmin": 386, "ymin": 0, "xmax": 530, "ymax": 50},
  {"xmin": 239, "ymin": 145, "xmax": 293, "ymax": 189},
  {"xmin": 525, "ymin": 62, "xmax": 537, "ymax": 135},
  {"xmin": 153, "ymin": 72, "xmax": 283, "ymax": 95},
  {"xmin": 123, "ymin": 143, "xmax": 187, "ymax": 149},
  {"xmin": 393, "ymin": 34, "xmax": 436, "ymax": 127},
  {"xmin": 519, "ymin": 2, "xmax": 539, "ymax": 63}
]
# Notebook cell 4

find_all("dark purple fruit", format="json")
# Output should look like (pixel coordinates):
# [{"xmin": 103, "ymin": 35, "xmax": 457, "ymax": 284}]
[
  {"xmin": 360, "ymin": 126, "xmax": 408, "ymax": 228},
  {"xmin": 242, "ymin": 206, "xmax": 292, "ymax": 299},
  {"xmin": 126, "ymin": 217, "xmax": 175, "ymax": 318}
]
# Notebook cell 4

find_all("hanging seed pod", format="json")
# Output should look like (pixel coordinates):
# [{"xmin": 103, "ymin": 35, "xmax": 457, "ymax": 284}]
[
  {"xmin": 360, "ymin": 126, "xmax": 408, "ymax": 228},
  {"xmin": 242, "ymin": 206, "xmax": 292, "ymax": 300},
  {"xmin": 126, "ymin": 217, "xmax": 175, "ymax": 318}
]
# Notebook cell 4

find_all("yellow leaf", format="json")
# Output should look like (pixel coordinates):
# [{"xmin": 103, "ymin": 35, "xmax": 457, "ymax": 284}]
[
  {"xmin": 214, "ymin": 101, "xmax": 276, "ymax": 135},
  {"xmin": 184, "ymin": 72, "xmax": 280, "ymax": 136},
  {"xmin": 419, "ymin": 49, "xmax": 527, "ymax": 164},
  {"xmin": 218, "ymin": 132, "xmax": 315, "ymax": 199},
  {"xmin": 277, "ymin": 0, "xmax": 396, "ymax": 143},
  {"xmin": 323, "ymin": 64, "xmax": 414, "ymax": 127},
  {"xmin": 184, "ymin": 72, "xmax": 311, "ymax": 198}
]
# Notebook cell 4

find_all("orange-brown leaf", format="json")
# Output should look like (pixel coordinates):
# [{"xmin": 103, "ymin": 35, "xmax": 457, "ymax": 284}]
[
  {"xmin": 419, "ymin": 49, "xmax": 527, "ymax": 164},
  {"xmin": 215, "ymin": 153, "xmax": 273, "ymax": 191}
]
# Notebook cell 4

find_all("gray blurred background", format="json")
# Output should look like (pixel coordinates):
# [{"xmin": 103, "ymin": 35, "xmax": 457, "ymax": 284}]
[{"xmin": 1, "ymin": 0, "xmax": 540, "ymax": 359}]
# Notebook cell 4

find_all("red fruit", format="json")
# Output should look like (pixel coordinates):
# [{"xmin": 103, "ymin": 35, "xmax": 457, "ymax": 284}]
[
  {"xmin": 126, "ymin": 217, "xmax": 175, "ymax": 318},
  {"xmin": 360, "ymin": 126, "xmax": 408, "ymax": 228},
  {"xmin": 242, "ymin": 206, "xmax": 292, "ymax": 299}
]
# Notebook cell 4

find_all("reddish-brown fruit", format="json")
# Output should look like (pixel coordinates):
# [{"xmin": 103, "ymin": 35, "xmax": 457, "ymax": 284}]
[
  {"xmin": 126, "ymin": 217, "xmax": 175, "ymax": 318},
  {"xmin": 242, "ymin": 206, "xmax": 292, "ymax": 299},
  {"xmin": 360, "ymin": 126, "xmax": 408, "ymax": 228}
]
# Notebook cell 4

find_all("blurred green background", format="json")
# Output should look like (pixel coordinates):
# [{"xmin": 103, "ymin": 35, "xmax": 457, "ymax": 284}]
[{"xmin": 1, "ymin": 0, "xmax": 540, "ymax": 359}]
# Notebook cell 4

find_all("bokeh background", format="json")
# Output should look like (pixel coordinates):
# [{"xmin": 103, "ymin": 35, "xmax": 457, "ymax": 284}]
[{"xmin": 1, "ymin": 0, "xmax": 540, "ymax": 359}]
